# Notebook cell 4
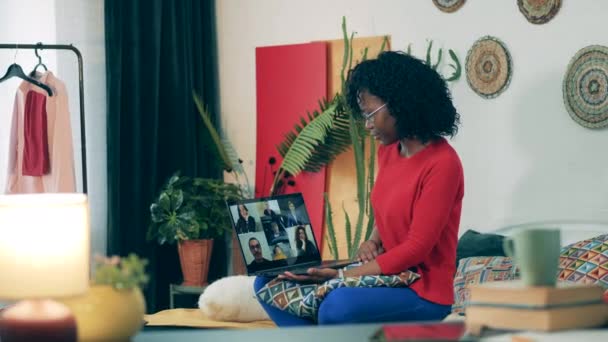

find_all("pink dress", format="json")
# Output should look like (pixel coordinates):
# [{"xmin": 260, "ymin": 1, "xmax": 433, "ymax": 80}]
[{"xmin": 5, "ymin": 71, "xmax": 76, "ymax": 193}]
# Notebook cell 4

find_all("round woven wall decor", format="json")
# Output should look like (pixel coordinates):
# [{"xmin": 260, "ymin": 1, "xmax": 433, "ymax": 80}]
[
  {"xmin": 517, "ymin": 0, "xmax": 561, "ymax": 25},
  {"xmin": 432, "ymin": 0, "xmax": 466, "ymax": 13},
  {"xmin": 563, "ymin": 45, "xmax": 608, "ymax": 129},
  {"xmin": 465, "ymin": 36, "xmax": 512, "ymax": 99}
]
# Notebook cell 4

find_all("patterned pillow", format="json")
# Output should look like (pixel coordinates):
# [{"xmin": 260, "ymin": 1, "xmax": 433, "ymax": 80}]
[
  {"xmin": 452, "ymin": 256, "xmax": 519, "ymax": 315},
  {"xmin": 256, "ymin": 266, "xmax": 420, "ymax": 322},
  {"xmin": 558, "ymin": 233, "xmax": 608, "ymax": 288}
]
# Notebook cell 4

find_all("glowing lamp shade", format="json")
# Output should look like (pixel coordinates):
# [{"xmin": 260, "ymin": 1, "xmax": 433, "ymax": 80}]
[{"xmin": 0, "ymin": 194, "xmax": 90, "ymax": 299}]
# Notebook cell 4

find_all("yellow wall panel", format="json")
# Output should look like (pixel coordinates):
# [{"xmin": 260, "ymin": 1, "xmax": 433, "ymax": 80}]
[{"xmin": 322, "ymin": 36, "xmax": 390, "ymax": 260}]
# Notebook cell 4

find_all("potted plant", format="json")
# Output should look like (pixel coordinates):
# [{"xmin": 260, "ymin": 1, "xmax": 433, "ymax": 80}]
[
  {"xmin": 147, "ymin": 173, "xmax": 242, "ymax": 286},
  {"xmin": 60, "ymin": 254, "xmax": 148, "ymax": 342}
]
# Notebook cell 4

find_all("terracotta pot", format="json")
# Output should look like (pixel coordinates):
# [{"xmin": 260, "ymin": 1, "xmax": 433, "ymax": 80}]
[
  {"xmin": 178, "ymin": 239, "xmax": 214, "ymax": 286},
  {"xmin": 59, "ymin": 285, "xmax": 145, "ymax": 342}
]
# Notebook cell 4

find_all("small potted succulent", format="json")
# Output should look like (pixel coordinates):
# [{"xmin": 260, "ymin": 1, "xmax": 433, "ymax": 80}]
[{"xmin": 60, "ymin": 254, "xmax": 148, "ymax": 342}]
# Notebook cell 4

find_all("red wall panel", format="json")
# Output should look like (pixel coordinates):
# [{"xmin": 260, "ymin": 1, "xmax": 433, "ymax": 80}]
[{"xmin": 255, "ymin": 42, "xmax": 327, "ymax": 245}]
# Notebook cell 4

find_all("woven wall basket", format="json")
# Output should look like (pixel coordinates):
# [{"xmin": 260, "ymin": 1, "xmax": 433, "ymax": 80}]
[
  {"xmin": 432, "ymin": 0, "xmax": 466, "ymax": 13},
  {"xmin": 563, "ymin": 45, "xmax": 608, "ymax": 129},
  {"xmin": 466, "ymin": 36, "xmax": 513, "ymax": 99},
  {"xmin": 517, "ymin": 0, "xmax": 561, "ymax": 25}
]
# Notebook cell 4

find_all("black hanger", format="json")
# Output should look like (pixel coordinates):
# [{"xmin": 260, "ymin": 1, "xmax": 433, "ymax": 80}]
[
  {"xmin": 0, "ymin": 63, "xmax": 53, "ymax": 96},
  {"xmin": 30, "ymin": 43, "xmax": 48, "ymax": 76}
]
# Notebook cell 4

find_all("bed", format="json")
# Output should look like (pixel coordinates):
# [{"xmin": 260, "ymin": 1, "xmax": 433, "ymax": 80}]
[{"xmin": 145, "ymin": 220, "xmax": 608, "ymax": 328}]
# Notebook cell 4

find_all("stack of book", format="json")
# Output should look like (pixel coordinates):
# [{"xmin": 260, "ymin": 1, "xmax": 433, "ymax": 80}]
[{"xmin": 465, "ymin": 281, "xmax": 608, "ymax": 335}]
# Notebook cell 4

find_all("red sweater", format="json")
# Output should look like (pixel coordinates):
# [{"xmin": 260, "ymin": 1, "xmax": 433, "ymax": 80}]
[{"xmin": 373, "ymin": 138, "xmax": 464, "ymax": 305}]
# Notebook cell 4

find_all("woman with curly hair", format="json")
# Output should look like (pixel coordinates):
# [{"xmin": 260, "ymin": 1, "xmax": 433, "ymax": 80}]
[{"xmin": 254, "ymin": 51, "xmax": 464, "ymax": 326}]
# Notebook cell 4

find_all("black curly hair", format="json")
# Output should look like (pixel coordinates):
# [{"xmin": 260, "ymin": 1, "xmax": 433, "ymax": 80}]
[{"xmin": 346, "ymin": 51, "xmax": 460, "ymax": 143}]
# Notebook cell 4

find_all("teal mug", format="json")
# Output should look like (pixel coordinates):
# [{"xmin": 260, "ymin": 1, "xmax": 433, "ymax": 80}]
[{"xmin": 503, "ymin": 228, "xmax": 561, "ymax": 287}]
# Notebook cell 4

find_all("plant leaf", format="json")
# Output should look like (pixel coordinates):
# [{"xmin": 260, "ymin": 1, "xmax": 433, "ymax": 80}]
[
  {"xmin": 346, "ymin": 31, "xmax": 355, "ymax": 93},
  {"xmin": 298, "ymin": 99, "xmax": 352, "ymax": 172},
  {"xmin": 172, "ymin": 189, "xmax": 184, "ymax": 211},
  {"xmin": 433, "ymin": 48, "xmax": 443, "ymax": 70},
  {"xmin": 349, "ymin": 113, "xmax": 367, "ymax": 258},
  {"xmin": 177, "ymin": 209, "xmax": 196, "ymax": 222},
  {"xmin": 446, "ymin": 49, "xmax": 462, "ymax": 82},
  {"xmin": 361, "ymin": 46, "xmax": 369, "ymax": 61},
  {"xmin": 343, "ymin": 203, "xmax": 353, "ymax": 258},
  {"xmin": 324, "ymin": 193, "xmax": 339, "ymax": 261},
  {"xmin": 340, "ymin": 16, "xmax": 349, "ymax": 90},
  {"xmin": 270, "ymin": 102, "xmax": 338, "ymax": 193},
  {"xmin": 379, "ymin": 35, "xmax": 389, "ymax": 54},
  {"xmin": 426, "ymin": 40, "xmax": 433, "ymax": 66},
  {"xmin": 167, "ymin": 173, "xmax": 180, "ymax": 188},
  {"xmin": 158, "ymin": 192, "xmax": 171, "ymax": 212},
  {"xmin": 365, "ymin": 215, "xmax": 375, "ymax": 242},
  {"xmin": 150, "ymin": 203, "xmax": 164, "ymax": 223},
  {"xmin": 193, "ymin": 91, "xmax": 233, "ymax": 171}
]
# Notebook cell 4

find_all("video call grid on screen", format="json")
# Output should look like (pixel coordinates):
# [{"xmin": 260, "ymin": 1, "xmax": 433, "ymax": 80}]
[{"xmin": 227, "ymin": 193, "xmax": 321, "ymax": 272}]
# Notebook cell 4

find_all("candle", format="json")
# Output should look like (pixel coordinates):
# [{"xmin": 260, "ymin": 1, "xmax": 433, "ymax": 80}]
[{"xmin": 0, "ymin": 300, "xmax": 77, "ymax": 342}]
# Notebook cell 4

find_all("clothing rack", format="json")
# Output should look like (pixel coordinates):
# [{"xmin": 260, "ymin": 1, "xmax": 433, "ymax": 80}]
[{"xmin": 0, "ymin": 43, "xmax": 87, "ymax": 193}]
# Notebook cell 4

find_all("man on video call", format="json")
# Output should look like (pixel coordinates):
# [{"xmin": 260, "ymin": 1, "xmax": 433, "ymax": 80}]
[{"xmin": 247, "ymin": 237, "xmax": 273, "ymax": 272}]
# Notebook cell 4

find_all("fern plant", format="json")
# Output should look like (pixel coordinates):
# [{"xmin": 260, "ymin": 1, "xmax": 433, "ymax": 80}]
[
  {"xmin": 275, "ymin": 99, "xmax": 350, "ymax": 174},
  {"xmin": 269, "ymin": 100, "xmax": 340, "ymax": 193}
]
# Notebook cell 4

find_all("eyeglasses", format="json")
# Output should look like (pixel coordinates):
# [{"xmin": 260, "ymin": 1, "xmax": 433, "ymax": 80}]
[
  {"xmin": 362, "ymin": 103, "xmax": 387, "ymax": 122},
  {"xmin": 250, "ymin": 243, "xmax": 261, "ymax": 250}
]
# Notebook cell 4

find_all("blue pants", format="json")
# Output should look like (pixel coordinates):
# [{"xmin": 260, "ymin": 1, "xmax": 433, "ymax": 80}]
[{"xmin": 254, "ymin": 276, "xmax": 451, "ymax": 326}]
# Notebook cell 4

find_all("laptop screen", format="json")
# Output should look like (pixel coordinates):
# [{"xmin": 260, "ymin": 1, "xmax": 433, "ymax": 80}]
[{"xmin": 226, "ymin": 193, "xmax": 321, "ymax": 274}]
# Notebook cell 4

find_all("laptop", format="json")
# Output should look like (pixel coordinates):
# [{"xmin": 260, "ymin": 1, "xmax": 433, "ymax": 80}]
[{"xmin": 226, "ymin": 193, "xmax": 353, "ymax": 277}]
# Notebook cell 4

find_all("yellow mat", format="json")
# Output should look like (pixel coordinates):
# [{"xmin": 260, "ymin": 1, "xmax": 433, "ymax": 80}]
[{"xmin": 144, "ymin": 309, "xmax": 276, "ymax": 329}]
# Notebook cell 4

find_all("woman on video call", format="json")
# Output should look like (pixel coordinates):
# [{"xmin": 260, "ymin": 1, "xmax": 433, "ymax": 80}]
[
  {"xmin": 235, "ymin": 204, "xmax": 256, "ymax": 234},
  {"xmin": 254, "ymin": 51, "xmax": 464, "ymax": 326},
  {"xmin": 294, "ymin": 226, "xmax": 318, "ymax": 258}
]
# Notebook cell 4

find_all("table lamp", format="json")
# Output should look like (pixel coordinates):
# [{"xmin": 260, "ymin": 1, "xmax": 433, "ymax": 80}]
[{"xmin": 0, "ymin": 194, "xmax": 90, "ymax": 342}]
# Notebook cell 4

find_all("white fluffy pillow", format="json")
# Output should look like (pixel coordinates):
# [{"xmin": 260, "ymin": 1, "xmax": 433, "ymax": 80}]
[{"xmin": 198, "ymin": 275, "xmax": 270, "ymax": 322}]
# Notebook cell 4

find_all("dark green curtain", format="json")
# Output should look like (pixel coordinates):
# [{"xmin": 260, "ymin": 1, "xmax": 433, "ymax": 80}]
[{"xmin": 105, "ymin": 0, "xmax": 224, "ymax": 312}]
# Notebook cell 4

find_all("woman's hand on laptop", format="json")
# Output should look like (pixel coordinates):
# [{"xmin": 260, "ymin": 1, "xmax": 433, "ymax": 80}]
[{"xmin": 278, "ymin": 268, "xmax": 338, "ymax": 283}]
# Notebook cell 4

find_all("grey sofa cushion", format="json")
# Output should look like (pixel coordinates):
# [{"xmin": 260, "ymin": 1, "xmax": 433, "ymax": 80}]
[{"xmin": 456, "ymin": 229, "xmax": 506, "ymax": 265}]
